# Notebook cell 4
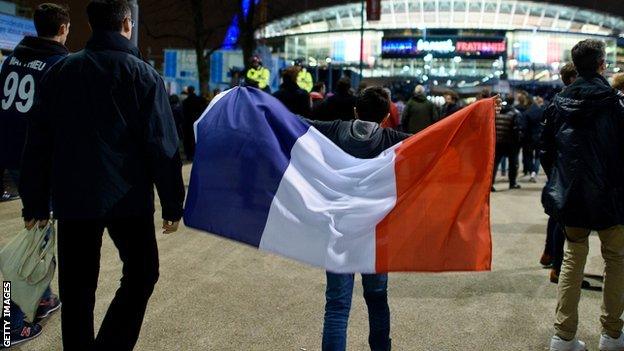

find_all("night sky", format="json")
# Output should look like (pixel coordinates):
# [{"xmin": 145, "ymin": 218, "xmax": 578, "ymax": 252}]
[{"xmin": 17, "ymin": 0, "xmax": 624, "ymax": 61}]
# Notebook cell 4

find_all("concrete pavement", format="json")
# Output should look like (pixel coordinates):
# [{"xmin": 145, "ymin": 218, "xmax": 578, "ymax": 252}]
[{"xmin": 0, "ymin": 167, "xmax": 609, "ymax": 350}]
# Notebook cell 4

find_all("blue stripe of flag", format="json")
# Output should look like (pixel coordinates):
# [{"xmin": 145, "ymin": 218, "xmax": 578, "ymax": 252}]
[{"xmin": 184, "ymin": 87, "xmax": 310, "ymax": 247}]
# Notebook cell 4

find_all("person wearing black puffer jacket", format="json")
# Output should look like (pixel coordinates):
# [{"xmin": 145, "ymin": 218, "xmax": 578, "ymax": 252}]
[
  {"xmin": 491, "ymin": 95, "xmax": 523, "ymax": 191},
  {"xmin": 544, "ymin": 39, "xmax": 624, "ymax": 351}
]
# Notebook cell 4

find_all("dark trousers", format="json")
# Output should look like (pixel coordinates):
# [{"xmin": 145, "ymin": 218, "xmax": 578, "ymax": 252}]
[
  {"xmin": 182, "ymin": 123, "xmax": 196, "ymax": 161},
  {"xmin": 545, "ymin": 217, "xmax": 566, "ymax": 272},
  {"xmin": 493, "ymin": 144, "xmax": 519, "ymax": 187},
  {"xmin": 57, "ymin": 216, "xmax": 159, "ymax": 351},
  {"xmin": 322, "ymin": 272, "xmax": 391, "ymax": 351},
  {"xmin": 522, "ymin": 145, "xmax": 540, "ymax": 175}
]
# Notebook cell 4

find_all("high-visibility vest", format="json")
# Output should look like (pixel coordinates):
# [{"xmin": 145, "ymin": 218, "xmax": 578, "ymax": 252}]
[
  {"xmin": 246, "ymin": 66, "xmax": 270, "ymax": 89},
  {"xmin": 297, "ymin": 68, "xmax": 313, "ymax": 92}
]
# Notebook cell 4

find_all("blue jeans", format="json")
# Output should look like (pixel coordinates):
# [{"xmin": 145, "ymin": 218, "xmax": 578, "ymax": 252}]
[
  {"xmin": 322, "ymin": 272, "xmax": 391, "ymax": 351},
  {"xmin": 9, "ymin": 287, "xmax": 52, "ymax": 330}
]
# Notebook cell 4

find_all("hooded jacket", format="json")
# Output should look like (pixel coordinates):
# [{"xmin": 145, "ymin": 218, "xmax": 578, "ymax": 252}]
[
  {"xmin": 518, "ymin": 103, "xmax": 544, "ymax": 145},
  {"xmin": 0, "ymin": 36, "xmax": 68, "ymax": 169},
  {"xmin": 308, "ymin": 119, "xmax": 411, "ymax": 159},
  {"xmin": 20, "ymin": 31, "xmax": 185, "ymax": 222},
  {"xmin": 541, "ymin": 73, "xmax": 624, "ymax": 230},
  {"xmin": 401, "ymin": 93, "xmax": 439, "ymax": 134}
]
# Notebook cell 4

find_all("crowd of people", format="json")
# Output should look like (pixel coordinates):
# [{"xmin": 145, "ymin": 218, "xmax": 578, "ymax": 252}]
[{"xmin": 0, "ymin": 1, "xmax": 624, "ymax": 351}]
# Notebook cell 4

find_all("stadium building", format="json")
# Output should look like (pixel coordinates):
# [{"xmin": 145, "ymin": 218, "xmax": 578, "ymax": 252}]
[{"xmin": 257, "ymin": 0, "xmax": 624, "ymax": 90}]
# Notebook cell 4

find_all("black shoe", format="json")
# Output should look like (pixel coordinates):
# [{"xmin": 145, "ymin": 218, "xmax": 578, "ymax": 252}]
[
  {"xmin": 491, "ymin": 187, "xmax": 496, "ymax": 192},
  {"xmin": 1, "ymin": 192, "xmax": 19, "ymax": 202},
  {"xmin": 509, "ymin": 184, "xmax": 521, "ymax": 189}
]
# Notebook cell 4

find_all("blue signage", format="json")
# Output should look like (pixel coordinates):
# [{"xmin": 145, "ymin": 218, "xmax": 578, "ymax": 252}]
[{"xmin": 0, "ymin": 13, "xmax": 36, "ymax": 51}]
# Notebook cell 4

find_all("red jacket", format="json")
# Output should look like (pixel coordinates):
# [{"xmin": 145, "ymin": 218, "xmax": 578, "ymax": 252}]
[{"xmin": 381, "ymin": 102, "xmax": 400, "ymax": 129}]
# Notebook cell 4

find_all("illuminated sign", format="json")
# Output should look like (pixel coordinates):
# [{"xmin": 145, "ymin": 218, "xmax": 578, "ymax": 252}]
[
  {"xmin": 455, "ymin": 41, "xmax": 506, "ymax": 55},
  {"xmin": 416, "ymin": 39, "xmax": 455, "ymax": 53},
  {"xmin": 0, "ymin": 14, "xmax": 36, "ymax": 51},
  {"xmin": 382, "ymin": 36, "xmax": 506, "ymax": 59}
]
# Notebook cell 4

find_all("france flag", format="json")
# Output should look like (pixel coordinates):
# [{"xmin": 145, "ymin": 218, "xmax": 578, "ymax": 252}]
[{"xmin": 184, "ymin": 87, "xmax": 494, "ymax": 273}]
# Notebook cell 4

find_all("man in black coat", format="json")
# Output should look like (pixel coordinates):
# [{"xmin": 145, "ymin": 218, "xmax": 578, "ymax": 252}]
[
  {"xmin": 181, "ymin": 86, "xmax": 207, "ymax": 161},
  {"xmin": 315, "ymin": 77, "xmax": 357, "ymax": 122},
  {"xmin": 539, "ymin": 63, "xmax": 584, "ymax": 288},
  {"xmin": 543, "ymin": 39, "xmax": 624, "ymax": 351},
  {"xmin": 516, "ymin": 90, "xmax": 543, "ymax": 182},
  {"xmin": 273, "ymin": 65, "xmax": 311, "ymax": 117},
  {"xmin": 19, "ymin": 1, "xmax": 185, "ymax": 350}
]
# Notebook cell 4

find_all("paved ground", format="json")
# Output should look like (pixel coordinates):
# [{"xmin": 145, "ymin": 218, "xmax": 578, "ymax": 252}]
[{"xmin": 0, "ymin": 167, "xmax": 610, "ymax": 351}]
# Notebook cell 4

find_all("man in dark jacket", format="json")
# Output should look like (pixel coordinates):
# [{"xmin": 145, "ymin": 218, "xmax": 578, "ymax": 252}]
[
  {"xmin": 0, "ymin": 4, "xmax": 71, "ymax": 201},
  {"xmin": 273, "ymin": 65, "xmax": 311, "ymax": 117},
  {"xmin": 492, "ymin": 95, "xmax": 522, "ymax": 191},
  {"xmin": 543, "ymin": 39, "xmax": 624, "ymax": 351},
  {"xmin": 181, "ymin": 86, "xmax": 207, "ymax": 161},
  {"xmin": 315, "ymin": 77, "xmax": 357, "ymax": 121},
  {"xmin": 308, "ymin": 87, "xmax": 410, "ymax": 351},
  {"xmin": 0, "ymin": 3, "xmax": 69, "ymax": 345},
  {"xmin": 539, "ymin": 62, "xmax": 583, "ymax": 288},
  {"xmin": 401, "ymin": 85, "xmax": 438, "ymax": 134},
  {"xmin": 440, "ymin": 90, "xmax": 462, "ymax": 119},
  {"xmin": 516, "ymin": 90, "xmax": 543, "ymax": 182},
  {"xmin": 19, "ymin": 1, "xmax": 185, "ymax": 350}
]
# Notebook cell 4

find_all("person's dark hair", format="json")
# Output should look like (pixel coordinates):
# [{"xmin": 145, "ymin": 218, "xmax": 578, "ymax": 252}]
[
  {"xmin": 444, "ymin": 90, "xmax": 459, "ymax": 103},
  {"xmin": 34, "ymin": 3, "xmax": 70, "ymax": 38},
  {"xmin": 477, "ymin": 88, "xmax": 493, "ymax": 100},
  {"xmin": 186, "ymin": 86, "xmax": 196, "ymax": 94},
  {"xmin": 312, "ymin": 82, "xmax": 325, "ymax": 93},
  {"xmin": 355, "ymin": 86, "xmax": 390, "ymax": 123},
  {"xmin": 87, "ymin": 0, "xmax": 131, "ymax": 32},
  {"xmin": 281, "ymin": 66, "xmax": 300, "ymax": 84},
  {"xmin": 515, "ymin": 90, "xmax": 532, "ymax": 107},
  {"xmin": 504, "ymin": 94, "xmax": 515, "ymax": 107},
  {"xmin": 336, "ymin": 77, "xmax": 352, "ymax": 94},
  {"xmin": 357, "ymin": 82, "xmax": 368, "ymax": 93},
  {"xmin": 168, "ymin": 94, "xmax": 180, "ymax": 105},
  {"xmin": 571, "ymin": 39, "xmax": 606, "ymax": 75},
  {"xmin": 559, "ymin": 63, "xmax": 578, "ymax": 86}
]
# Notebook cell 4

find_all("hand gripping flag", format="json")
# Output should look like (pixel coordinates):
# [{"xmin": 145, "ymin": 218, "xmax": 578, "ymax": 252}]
[{"xmin": 184, "ymin": 87, "xmax": 494, "ymax": 273}]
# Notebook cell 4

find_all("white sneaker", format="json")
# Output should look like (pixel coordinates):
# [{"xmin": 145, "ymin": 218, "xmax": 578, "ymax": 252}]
[
  {"xmin": 550, "ymin": 335, "xmax": 587, "ymax": 351},
  {"xmin": 600, "ymin": 333, "xmax": 624, "ymax": 351}
]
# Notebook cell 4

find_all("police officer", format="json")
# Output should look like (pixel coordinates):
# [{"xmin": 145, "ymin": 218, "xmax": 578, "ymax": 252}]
[
  {"xmin": 295, "ymin": 58, "xmax": 313, "ymax": 93},
  {"xmin": 246, "ymin": 55, "xmax": 271, "ymax": 93}
]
